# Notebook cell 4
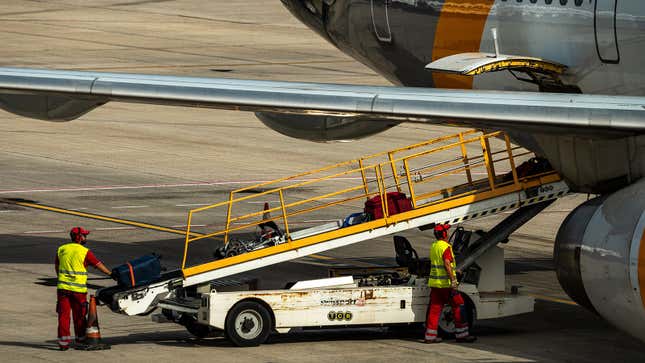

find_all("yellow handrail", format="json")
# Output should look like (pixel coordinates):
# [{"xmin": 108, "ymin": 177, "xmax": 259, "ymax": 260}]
[{"xmin": 180, "ymin": 130, "xmax": 555, "ymax": 275}]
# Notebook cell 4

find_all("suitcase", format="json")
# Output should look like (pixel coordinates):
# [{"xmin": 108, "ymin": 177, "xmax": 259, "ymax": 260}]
[
  {"xmin": 342, "ymin": 212, "xmax": 370, "ymax": 227},
  {"xmin": 112, "ymin": 254, "xmax": 161, "ymax": 288},
  {"xmin": 364, "ymin": 192, "xmax": 412, "ymax": 220}
]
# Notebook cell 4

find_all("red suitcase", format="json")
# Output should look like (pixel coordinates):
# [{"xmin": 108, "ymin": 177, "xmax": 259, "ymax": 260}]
[{"xmin": 365, "ymin": 192, "xmax": 412, "ymax": 220}]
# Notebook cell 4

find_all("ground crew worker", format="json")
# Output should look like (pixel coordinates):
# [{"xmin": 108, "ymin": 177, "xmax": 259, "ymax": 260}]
[
  {"xmin": 424, "ymin": 223, "xmax": 476, "ymax": 343},
  {"xmin": 55, "ymin": 227, "xmax": 112, "ymax": 350}
]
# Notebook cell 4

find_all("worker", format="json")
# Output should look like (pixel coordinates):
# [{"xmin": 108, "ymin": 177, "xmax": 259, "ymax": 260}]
[
  {"xmin": 424, "ymin": 223, "xmax": 476, "ymax": 343},
  {"xmin": 55, "ymin": 227, "xmax": 113, "ymax": 350}
]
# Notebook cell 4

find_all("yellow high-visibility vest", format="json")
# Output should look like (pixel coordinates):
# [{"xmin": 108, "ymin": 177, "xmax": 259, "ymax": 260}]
[
  {"xmin": 57, "ymin": 243, "xmax": 89, "ymax": 293},
  {"xmin": 428, "ymin": 239, "xmax": 456, "ymax": 288}
]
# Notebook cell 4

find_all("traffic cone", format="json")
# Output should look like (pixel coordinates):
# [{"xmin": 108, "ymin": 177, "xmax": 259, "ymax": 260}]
[{"xmin": 78, "ymin": 295, "xmax": 110, "ymax": 350}]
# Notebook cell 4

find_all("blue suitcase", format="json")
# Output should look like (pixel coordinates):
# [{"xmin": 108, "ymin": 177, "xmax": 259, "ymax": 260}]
[{"xmin": 112, "ymin": 254, "xmax": 161, "ymax": 288}]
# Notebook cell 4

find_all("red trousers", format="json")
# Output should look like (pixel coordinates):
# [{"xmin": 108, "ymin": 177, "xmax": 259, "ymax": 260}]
[
  {"xmin": 57, "ymin": 289, "xmax": 87, "ymax": 348},
  {"xmin": 425, "ymin": 287, "xmax": 470, "ymax": 340}
]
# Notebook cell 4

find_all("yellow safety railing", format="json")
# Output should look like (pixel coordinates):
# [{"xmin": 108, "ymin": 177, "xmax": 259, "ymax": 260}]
[{"xmin": 180, "ymin": 130, "xmax": 558, "ymax": 275}]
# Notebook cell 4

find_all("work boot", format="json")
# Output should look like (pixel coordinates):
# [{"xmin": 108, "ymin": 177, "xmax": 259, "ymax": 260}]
[
  {"xmin": 59, "ymin": 345, "xmax": 69, "ymax": 351},
  {"xmin": 422, "ymin": 337, "xmax": 443, "ymax": 344},
  {"xmin": 456, "ymin": 335, "xmax": 477, "ymax": 343}
]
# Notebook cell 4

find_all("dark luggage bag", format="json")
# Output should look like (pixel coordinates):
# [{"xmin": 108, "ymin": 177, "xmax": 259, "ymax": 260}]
[
  {"xmin": 342, "ymin": 212, "xmax": 371, "ymax": 227},
  {"xmin": 112, "ymin": 254, "xmax": 161, "ymax": 288},
  {"xmin": 364, "ymin": 192, "xmax": 412, "ymax": 220}
]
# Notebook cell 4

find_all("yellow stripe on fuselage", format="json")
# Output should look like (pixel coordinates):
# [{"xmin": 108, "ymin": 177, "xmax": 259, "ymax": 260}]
[{"xmin": 432, "ymin": 0, "xmax": 496, "ymax": 89}]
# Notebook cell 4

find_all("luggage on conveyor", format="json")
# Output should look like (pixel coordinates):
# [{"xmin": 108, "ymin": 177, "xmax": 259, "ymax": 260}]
[
  {"xmin": 364, "ymin": 192, "xmax": 412, "ymax": 220},
  {"xmin": 112, "ymin": 254, "xmax": 162, "ymax": 288}
]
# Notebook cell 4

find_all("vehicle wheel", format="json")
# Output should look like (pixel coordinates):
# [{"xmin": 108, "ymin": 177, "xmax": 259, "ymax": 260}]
[
  {"xmin": 181, "ymin": 314, "xmax": 217, "ymax": 339},
  {"xmin": 225, "ymin": 241, "xmax": 244, "ymax": 257},
  {"xmin": 225, "ymin": 301, "xmax": 272, "ymax": 347},
  {"xmin": 438, "ymin": 293, "xmax": 475, "ymax": 338}
]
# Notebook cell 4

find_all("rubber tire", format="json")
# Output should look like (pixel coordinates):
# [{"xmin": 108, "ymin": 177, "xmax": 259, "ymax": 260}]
[
  {"xmin": 182, "ymin": 314, "xmax": 216, "ymax": 339},
  {"xmin": 225, "ymin": 301, "xmax": 272, "ymax": 347},
  {"xmin": 438, "ymin": 293, "xmax": 475, "ymax": 339},
  {"xmin": 186, "ymin": 322, "xmax": 215, "ymax": 339}
]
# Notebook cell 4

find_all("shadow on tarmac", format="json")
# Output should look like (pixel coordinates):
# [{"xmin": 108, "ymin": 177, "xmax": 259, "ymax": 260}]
[
  {"xmin": 64, "ymin": 299, "xmax": 642, "ymax": 362},
  {"xmin": 505, "ymin": 257, "xmax": 554, "ymax": 274},
  {"xmin": 0, "ymin": 234, "xmax": 188, "ymax": 268},
  {"xmin": 0, "ymin": 340, "xmax": 61, "ymax": 351}
]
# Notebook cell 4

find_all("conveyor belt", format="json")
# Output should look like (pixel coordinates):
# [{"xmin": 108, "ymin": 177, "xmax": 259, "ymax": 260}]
[{"xmin": 179, "ymin": 130, "xmax": 569, "ymax": 287}]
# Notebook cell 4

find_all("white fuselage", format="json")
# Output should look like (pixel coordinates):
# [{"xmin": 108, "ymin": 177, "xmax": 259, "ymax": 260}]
[{"xmin": 474, "ymin": 1, "xmax": 645, "ymax": 96}]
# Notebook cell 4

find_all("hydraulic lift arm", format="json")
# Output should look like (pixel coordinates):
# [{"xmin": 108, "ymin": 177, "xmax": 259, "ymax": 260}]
[{"xmin": 457, "ymin": 199, "xmax": 555, "ymax": 272}]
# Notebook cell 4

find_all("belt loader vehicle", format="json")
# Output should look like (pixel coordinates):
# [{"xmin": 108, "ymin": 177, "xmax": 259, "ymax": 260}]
[{"xmin": 96, "ymin": 131, "xmax": 567, "ymax": 346}]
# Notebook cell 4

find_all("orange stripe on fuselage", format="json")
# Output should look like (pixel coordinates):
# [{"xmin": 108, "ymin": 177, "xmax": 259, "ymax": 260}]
[
  {"xmin": 639, "ymin": 228, "xmax": 645, "ymax": 309},
  {"xmin": 432, "ymin": 0, "xmax": 496, "ymax": 89}
]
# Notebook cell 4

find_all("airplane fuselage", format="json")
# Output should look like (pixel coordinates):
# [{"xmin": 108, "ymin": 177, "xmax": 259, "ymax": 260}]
[
  {"xmin": 285, "ymin": 0, "xmax": 645, "ymax": 193},
  {"xmin": 306, "ymin": 0, "xmax": 645, "ymax": 94}
]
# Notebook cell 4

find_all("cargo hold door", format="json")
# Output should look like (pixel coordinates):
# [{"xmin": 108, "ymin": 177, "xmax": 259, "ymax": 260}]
[
  {"xmin": 595, "ymin": 0, "xmax": 620, "ymax": 63},
  {"xmin": 371, "ymin": 0, "xmax": 392, "ymax": 43}
]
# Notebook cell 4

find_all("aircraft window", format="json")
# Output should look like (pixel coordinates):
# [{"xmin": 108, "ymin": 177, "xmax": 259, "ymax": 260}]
[
  {"xmin": 574, "ymin": 0, "xmax": 583, "ymax": 5},
  {"xmin": 545, "ymin": 0, "xmax": 553, "ymax": 4},
  {"xmin": 560, "ymin": 0, "xmax": 567, "ymax": 4},
  {"xmin": 530, "ymin": 0, "xmax": 537, "ymax": 3}
]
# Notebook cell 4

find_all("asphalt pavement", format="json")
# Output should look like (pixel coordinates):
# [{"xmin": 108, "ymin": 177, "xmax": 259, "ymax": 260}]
[{"xmin": 0, "ymin": 1, "xmax": 644, "ymax": 362}]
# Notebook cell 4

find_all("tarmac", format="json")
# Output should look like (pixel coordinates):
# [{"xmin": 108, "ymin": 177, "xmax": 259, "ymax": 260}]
[{"xmin": 0, "ymin": 1, "xmax": 644, "ymax": 362}]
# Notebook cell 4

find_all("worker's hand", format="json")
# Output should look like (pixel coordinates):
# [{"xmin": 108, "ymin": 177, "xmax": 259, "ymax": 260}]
[
  {"xmin": 109, "ymin": 270, "xmax": 119, "ymax": 281},
  {"xmin": 456, "ymin": 269, "xmax": 463, "ymax": 280},
  {"xmin": 451, "ymin": 278, "xmax": 458, "ymax": 289}
]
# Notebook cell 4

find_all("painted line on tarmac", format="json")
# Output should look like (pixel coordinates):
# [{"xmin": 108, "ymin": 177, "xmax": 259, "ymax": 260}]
[
  {"xmin": 0, "ymin": 177, "xmax": 366, "ymax": 195},
  {"xmin": 300, "ymin": 255, "xmax": 384, "ymax": 268},
  {"xmin": 10, "ymin": 201, "xmax": 205, "ymax": 237},
  {"xmin": 23, "ymin": 229, "xmax": 66, "ymax": 234},
  {"xmin": 0, "ymin": 180, "xmax": 268, "ymax": 194},
  {"xmin": 296, "ymin": 259, "xmax": 351, "ymax": 267},
  {"xmin": 172, "ymin": 224, "xmax": 207, "ymax": 228},
  {"xmin": 111, "ymin": 205, "xmax": 149, "ymax": 209},
  {"xmin": 95, "ymin": 226, "xmax": 141, "ymax": 231},
  {"xmin": 530, "ymin": 294, "xmax": 577, "ymax": 306}
]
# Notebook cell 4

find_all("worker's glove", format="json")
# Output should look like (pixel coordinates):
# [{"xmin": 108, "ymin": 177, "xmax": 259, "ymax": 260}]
[
  {"xmin": 109, "ymin": 270, "xmax": 119, "ymax": 281},
  {"xmin": 451, "ymin": 278, "xmax": 458, "ymax": 289}
]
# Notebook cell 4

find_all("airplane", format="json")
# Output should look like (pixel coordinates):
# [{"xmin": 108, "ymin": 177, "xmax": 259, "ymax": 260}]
[{"xmin": 0, "ymin": 0, "xmax": 644, "ymax": 342}]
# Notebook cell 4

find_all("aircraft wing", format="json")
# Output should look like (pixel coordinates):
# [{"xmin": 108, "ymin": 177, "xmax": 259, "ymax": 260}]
[{"xmin": 0, "ymin": 67, "xmax": 644, "ymax": 136}]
